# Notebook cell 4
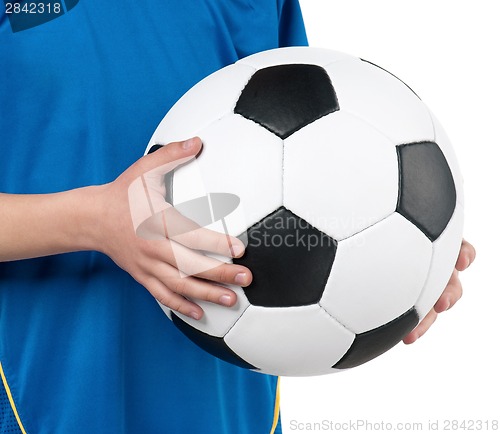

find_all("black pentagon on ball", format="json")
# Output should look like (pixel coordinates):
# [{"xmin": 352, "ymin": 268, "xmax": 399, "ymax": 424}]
[
  {"xmin": 234, "ymin": 64, "xmax": 339, "ymax": 139},
  {"xmin": 233, "ymin": 207, "xmax": 337, "ymax": 307},
  {"xmin": 171, "ymin": 313, "xmax": 257, "ymax": 370},
  {"xmin": 147, "ymin": 144, "xmax": 164, "ymax": 154},
  {"xmin": 396, "ymin": 141, "xmax": 456, "ymax": 242},
  {"xmin": 333, "ymin": 307, "xmax": 419, "ymax": 369}
]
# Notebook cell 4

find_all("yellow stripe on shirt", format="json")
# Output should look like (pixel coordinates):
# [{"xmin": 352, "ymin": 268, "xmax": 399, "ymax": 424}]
[
  {"xmin": 0, "ymin": 361, "xmax": 27, "ymax": 434},
  {"xmin": 270, "ymin": 376, "xmax": 281, "ymax": 434}
]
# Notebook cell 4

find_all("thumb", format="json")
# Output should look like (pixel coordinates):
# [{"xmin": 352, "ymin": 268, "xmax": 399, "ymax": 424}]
[
  {"xmin": 128, "ymin": 137, "xmax": 202, "ymax": 233},
  {"xmin": 139, "ymin": 137, "xmax": 202, "ymax": 174}
]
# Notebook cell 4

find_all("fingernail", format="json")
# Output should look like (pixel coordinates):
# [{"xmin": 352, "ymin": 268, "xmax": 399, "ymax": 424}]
[
  {"xmin": 231, "ymin": 244, "xmax": 245, "ymax": 257},
  {"xmin": 182, "ymin": 138, "xmax": 195, "ymax": 150},
  {"xmin": 235, "ymin": 273, "xmax": 247, "ymax": 286},
  {"xmin": 219, "ymin": 294, "xmax": 233, "ymax": 306},
  {"xmin": 189, "ymin": 311, "xmax": 201, "ymax": 320}
]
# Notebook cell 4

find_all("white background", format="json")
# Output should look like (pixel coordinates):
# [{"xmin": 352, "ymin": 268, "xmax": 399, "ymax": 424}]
[{"xmin": 280, "ymin": 1, "xmax": 500, "ymax": 433}]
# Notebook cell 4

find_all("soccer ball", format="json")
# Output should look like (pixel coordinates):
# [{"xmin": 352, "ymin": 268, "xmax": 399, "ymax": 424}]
[{"xmin": 144, "ymin": 47, "xmax": 464, "ymax": 376}]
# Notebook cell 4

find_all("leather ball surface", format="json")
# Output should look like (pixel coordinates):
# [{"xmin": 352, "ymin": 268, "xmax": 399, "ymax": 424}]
[{"xmin": 145, "ymin": 47, "xmax": 464, "ymax": 376}]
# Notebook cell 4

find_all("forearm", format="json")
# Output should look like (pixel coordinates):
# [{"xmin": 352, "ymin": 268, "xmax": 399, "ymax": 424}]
[
  {"xmin": 0, "ymin": 140, "xmax": 252, "ymax": 319},
  {"xmin": 0, "ymin": 186, "xmax": 105, "ymax": 262}
]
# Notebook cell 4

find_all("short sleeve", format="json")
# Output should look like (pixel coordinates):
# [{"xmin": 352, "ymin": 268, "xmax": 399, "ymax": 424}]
[{"xmin": 278, "ymin": 0, "xmax": 309, "ymax": 47}]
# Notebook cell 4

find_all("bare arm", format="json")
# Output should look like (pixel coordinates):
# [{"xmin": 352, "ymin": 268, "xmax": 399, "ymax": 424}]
[
  {"xmin": 0, "ymin": 138, "xmax": 252, "ymax": 320},
  {"xmin": 0, "ymin": 187, "xmax": 103, "ymax": 262},
  {"xmin": 1, "ymin": 137, "xmax": 474, "ymax": 329}
]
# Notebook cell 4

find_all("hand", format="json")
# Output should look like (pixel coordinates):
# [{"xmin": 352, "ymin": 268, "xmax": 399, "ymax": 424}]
[
  {"xmin": 403, "ymin": 239, "xmax": 476, "ymax": 344},
  {"xmin": 96, "ymin": 137, "xmax": 252, "ymax": 320}
]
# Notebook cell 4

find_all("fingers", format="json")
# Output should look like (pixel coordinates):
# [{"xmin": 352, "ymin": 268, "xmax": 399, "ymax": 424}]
[
  {"xmin": 432, "ymin": 238, "xmax": 474, "ymax": 316},
  {"xmin": 121, "ymin": 138, "xmax": 253, "ymax": 321},
  {"xmin": 126, "ymin": 137, "xmax": 253, "ymax": 320},
  {"xmin": 194, "ymin": 261, "xmax": 252, "ymax": 287},
  {"xmin": 128, "ymin": 138, "xmax": 203, "ymax": 232},
  {"xmin": 434, "ymin": 269, "xmax": 463, "ymax": 313},
  {"xmin": 403, "ymin": 309, "xmax": 438, "ymax": 345},
  {"xmin": 137, "ymin": 137, "xmax": 202, "ymax": 175},
  {"xmin": 430, "ymin": 238, "xmax": 473, "ymax": 317},
  {"xmin": 143, "ymin": 262, "xmax": 240, "ymax": 320},
  {"xmin": 405, "ymin": 266, "xmax": 464, "ymax": 344},
  {"xmin": 145, "ymin": 276, "xmax": 204, "ymax": 320},
  {"xmin": 131, "ymin": 137, "xmax": 247, "ymax": 259},
  {"xmin": 170, "ymin": 243, "xmax": 251, "ymax": 286},
  {"xmin": 455, "ymin": 239, "xmax": 476, "ymax": 272},
  {"xmin": 140, "ymin": 238, "xmax": 252, "ymax": 320},
  {"xmin": 404, "ymin": 239, "xmax": 472, "ymax": 345},
  {"xmin": 163, "ymin": 206, "xmax": 246, "ymax": 258},
  {"xmin": 150, "ymin": 235, "xmax": 251, "ymax": 285}
]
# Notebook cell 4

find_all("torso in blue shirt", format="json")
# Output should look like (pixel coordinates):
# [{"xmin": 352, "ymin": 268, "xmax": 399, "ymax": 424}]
[{"xmin": 0, "ymin": 1, "xmax": 307, "ymax": 433}]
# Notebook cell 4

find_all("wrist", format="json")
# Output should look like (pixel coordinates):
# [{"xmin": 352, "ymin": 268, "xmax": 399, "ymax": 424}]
[{"xmin": 70, "ymin": 184, "xmax": 110, "ymax": 253}]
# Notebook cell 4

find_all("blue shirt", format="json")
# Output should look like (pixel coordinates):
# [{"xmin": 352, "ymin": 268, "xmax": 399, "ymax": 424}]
[{"xmin": 0, "ymin": 1, "xmax": 307, "ymax": 433}]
